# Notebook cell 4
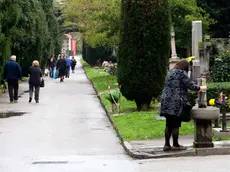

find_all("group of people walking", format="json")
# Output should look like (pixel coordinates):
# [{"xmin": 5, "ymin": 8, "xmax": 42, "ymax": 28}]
[
  {"xmin": 47, "ymin": 54, "xmax": 77, "ymax": 82},
  {"xmin": 3, "ymin": 54, "xmax": 207, "ymax": 151},
  {"xmin": 3, "ymin": 55, "xmax": 43, "ymax": 103},
  {"xmin": 3, "ymin": 53, "xmax": 77, "ymax": 103}
]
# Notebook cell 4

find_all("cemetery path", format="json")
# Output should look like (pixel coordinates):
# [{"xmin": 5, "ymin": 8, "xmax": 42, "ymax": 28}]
[{"xmin": 0, "ymin": 56, "xmax": 229, "ymax": 171}]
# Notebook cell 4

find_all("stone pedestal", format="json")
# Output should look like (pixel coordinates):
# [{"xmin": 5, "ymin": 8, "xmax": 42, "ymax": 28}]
[
  {"xmin": 193, "ymin": 119, "xmax": 214, "ymax": 148},
  {"xmin": 191, "ymin": 106, "xmax": 220, "ymax": 148},
  {"xmin": 169, "ymin": 58, "xmax": 180, "ymax": 70}
]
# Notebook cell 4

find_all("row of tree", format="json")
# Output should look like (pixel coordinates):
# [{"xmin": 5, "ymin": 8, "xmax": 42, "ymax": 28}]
[
  {"xmin": 0, "ymin": 0, "xmax": 62, "ymax": 77},
  {"xmin": 63, "ymin": 0, "xmax": 214, "ymax": 58},
  {"xmin": 63, "ymin": 0, "xmax": 229, "ymax": 110}
]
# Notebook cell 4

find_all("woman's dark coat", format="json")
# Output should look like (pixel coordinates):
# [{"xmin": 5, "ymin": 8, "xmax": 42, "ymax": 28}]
[
  {"xmin": 160, "ymin": 69, "xmax": 200, "ymax": 117},
  {"xmin": 29, "ymin": 66, "xmax": 42, "ymax": 86},
  {"xmin": 56, "ymin": 58, "xmax": 67, "ymax": 77}
]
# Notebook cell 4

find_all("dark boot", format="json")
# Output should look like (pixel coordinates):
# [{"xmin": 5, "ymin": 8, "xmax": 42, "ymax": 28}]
[
  {"xmin": 29, "ymin": 97, "xmax": 32, "ymax": 103},
  {"xmin": 163, "ymin": 127, "xmax": 172, "ymax": 151},
  {"xmin": 172, "ymin": 127, "xmax": 187, "ymax": 150}
]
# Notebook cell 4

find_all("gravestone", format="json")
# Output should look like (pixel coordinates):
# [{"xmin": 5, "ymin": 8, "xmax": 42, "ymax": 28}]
[
  {"xmin": 191, "ymin": 21, "xmax": 203, "ymax": 81},
  {"xmin": 199, "ymin": 35, "xmax": 211, "ymax": 78},
  {"xmin": 192, "ymin": 21, "xmax": 203, "ymax": 60}
]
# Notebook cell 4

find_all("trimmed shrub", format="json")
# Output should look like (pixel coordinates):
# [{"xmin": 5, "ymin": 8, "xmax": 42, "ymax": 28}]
[{"xmin": 117, "ymin": 0, "xmax": 171, "ymax": 111}]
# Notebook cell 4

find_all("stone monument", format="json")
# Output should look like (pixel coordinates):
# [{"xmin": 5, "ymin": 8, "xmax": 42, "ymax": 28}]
[
  {"xmin": 191, "ymin": 21, "xmax": 203, "ymax": 81},
  {"xmin": 199, "ymin": 35, "xmax": 211, "ymax": 78},
  {"xmin": 169, "ymin": 25, "xmax": 180, "ymax": 70}
]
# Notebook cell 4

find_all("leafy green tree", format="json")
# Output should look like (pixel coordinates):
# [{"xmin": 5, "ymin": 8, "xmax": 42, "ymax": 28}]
[
  {"xmin": 197, "ymin": 0, "xmax": 230, "ymax": 38},
  {"xmin": 62, "ymin": 0, "xmax": 120, "ymax": 48},
  {"xmin": 117, "ymin": 0, "xmax": 171, "ymax": 111},
  {"xmin": 0, "ymin": 0, "xmax": 61, "ymax": 77},
  {"xmin": 170, "ymin": 0, "xmax": 214, "ymax": 57}
]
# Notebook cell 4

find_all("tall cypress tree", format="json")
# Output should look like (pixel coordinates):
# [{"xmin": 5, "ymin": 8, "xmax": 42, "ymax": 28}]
[
  {"xmin": 197, "ymin": 0, "xmax": 230, "ymax": 38},
  {"xmin": 117, "ymin": 0, "xmax": 171, "ymax": 111}
]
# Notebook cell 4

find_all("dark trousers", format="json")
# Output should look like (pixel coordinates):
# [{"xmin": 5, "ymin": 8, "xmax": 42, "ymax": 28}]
[
  {"xmin": 49, "ymin": 67, "xmax": 54, "ymax": 78},
  {"xmin": 66, "ymin": 68, "xmax": 70, "ymax": 78},
  {"xmin": 7, "ymin": 79, "xmax": 19, "ymax": 101},
  {"xmin": 71, "ymin": 65, "xmax": 76, "ymax": 73},
  {"xmin": 29, "ymin": 85, "xmax": 40, "ymax": 101}
]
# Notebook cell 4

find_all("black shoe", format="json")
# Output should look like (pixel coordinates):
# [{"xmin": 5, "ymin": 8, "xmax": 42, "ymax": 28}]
[
  {"xmin": 29, "ymin": 98, "xmax": 32, "ymax": 103},
  {"xmin": 36, "ymin": 100, "xmax": 39, "ymax": 103},
  {"xmin": 163, "ymin": 145, "xmax": 172, "ymax": 152}
]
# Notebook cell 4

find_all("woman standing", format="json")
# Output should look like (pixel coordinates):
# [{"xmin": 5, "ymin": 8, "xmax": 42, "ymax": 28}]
[
  {"xmin": 56, "ymin": 54, "xmax": 67, "ymax": 82},
  {"xmin": 28, "ymin": 60, "xmax": 42, "ymax": 103},
  {"xmin": 160, "ymin": 60, "xmax": 207, "ymax": 151}
]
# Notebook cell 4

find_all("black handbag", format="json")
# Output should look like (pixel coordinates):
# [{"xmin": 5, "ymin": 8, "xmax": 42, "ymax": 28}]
[
  {"xmin": 177, "ymin": 83, "xmax": 192, "ymax": 122},
  {"xmin": 40, "ymin": 78, "xmax": 45, "ymax": 88}
]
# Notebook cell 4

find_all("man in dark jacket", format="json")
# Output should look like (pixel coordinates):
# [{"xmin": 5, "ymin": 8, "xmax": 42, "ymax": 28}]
[{"xmin": 3, "ymin": 55, "xmax": 22, "ymax": 103}]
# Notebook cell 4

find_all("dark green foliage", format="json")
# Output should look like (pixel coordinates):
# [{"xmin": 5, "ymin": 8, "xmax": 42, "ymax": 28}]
[
  {"xmin": 82, "ymin": 42, "xmax": 113, "ymax": 66},
  {"xmin": 0, "ymin": 0, "xmax": 61, "ymax": 78},
  {"xmin": 210, "ymin": 51, "xmax": 230, "ymax": 82},
  {"xmin": 117, "ymin": 0, "xmax": 171, "ymax": 110},
  {"xmin": 197, "ymin": 0, "xmax": 230, "ymax": 38}
]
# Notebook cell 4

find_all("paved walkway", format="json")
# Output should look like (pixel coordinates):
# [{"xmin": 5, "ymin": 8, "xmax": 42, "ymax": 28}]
[
  {"xmin": 1, "ymin": 56, "xmax": 230, "ymax": 171},
  {"xmin": 0, "ymin": 56, "xmax": 137, "ymax": 171}
]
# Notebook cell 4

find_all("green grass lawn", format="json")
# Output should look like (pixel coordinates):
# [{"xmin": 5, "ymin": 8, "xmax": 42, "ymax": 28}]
[{"xmin": 82, "ymin": 59, "xmax": 194, "ymax": 141}]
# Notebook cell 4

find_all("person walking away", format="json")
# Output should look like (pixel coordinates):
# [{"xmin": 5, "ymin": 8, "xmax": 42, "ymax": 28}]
[
  {"xmin": 28, "ymin": 60, "xmax": 42, "ymax": 103},
  {"xmin": 47, "ymin": 54, "xmax": 56, "ymax": 78},
  {"xmin": 3, "ymin": 55, "xmax": 22, "ymax": 103},
  {"xmin": 160, "ymin": 60, "xmax": 207, "ymax": 151},
  {"xmin": 56, "ymin": 55, "xmax": 67, "ymax": 82},
  {"xmin": 71, "ymin": 56, "xmax": 77, "ymax": 73},
  {"xmin": 65, "ymin": 56, "xmax": 72, "ymax": 78}
]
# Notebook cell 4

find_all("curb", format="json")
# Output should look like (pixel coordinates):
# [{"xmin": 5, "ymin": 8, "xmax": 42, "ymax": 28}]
[
  {"xmin": 82, "ymin": 63, "xmax": 132, "ymax": 157},
  {"xmin": 82, "ymin": 62, "xmax": 230, "ymax": 159}
]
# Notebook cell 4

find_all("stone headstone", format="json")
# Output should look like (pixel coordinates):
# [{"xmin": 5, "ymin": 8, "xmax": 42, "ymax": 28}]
[
  {"xmin": 192, "ymin": 21, "xmax": 203, "ymax": 60},
  {"xmin": 191, "ymin": 21, "xmax": 203, "ymax": 80}
]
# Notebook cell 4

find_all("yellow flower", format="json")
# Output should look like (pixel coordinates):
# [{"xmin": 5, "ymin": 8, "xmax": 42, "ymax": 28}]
[
  {"xmin": 186, "ymin": 56, "xmax": 195, "ymax": 62},
  {"xmin": 209, "ymin": 99, "xmax": 215, "ymax": 106}
]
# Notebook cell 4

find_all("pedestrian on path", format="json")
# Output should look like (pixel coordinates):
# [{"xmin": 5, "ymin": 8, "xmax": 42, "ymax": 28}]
[
  {"xmin": 160, "ymin": 60, "xmax": 207, "ymax": 151},
  {"xmin": 71, "ymin": 56, "xmax": 77, "ymax": 73},
  {"xmin": 28, "ymin": 60, "xmax": 43, "ymax": 103},
  {"xmin": 56, "ymin": 54, "xmax": 67, "ymax": 82},
  {"xmin": 47, "ymin": 53, "xmax": 56, "ymax": 78},
  {"xmin": 3, "ymin": 55, "xmax": 22, "ymax": 103},
  {"xmin": 65, "ymin": 56, "xmax": 72, "ymax": 78}
]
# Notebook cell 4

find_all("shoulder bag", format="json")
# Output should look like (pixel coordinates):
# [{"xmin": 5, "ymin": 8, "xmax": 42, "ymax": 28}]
[{"xmin": 177, "ymin": 83, "xmax": 192, "ymax": 122}]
